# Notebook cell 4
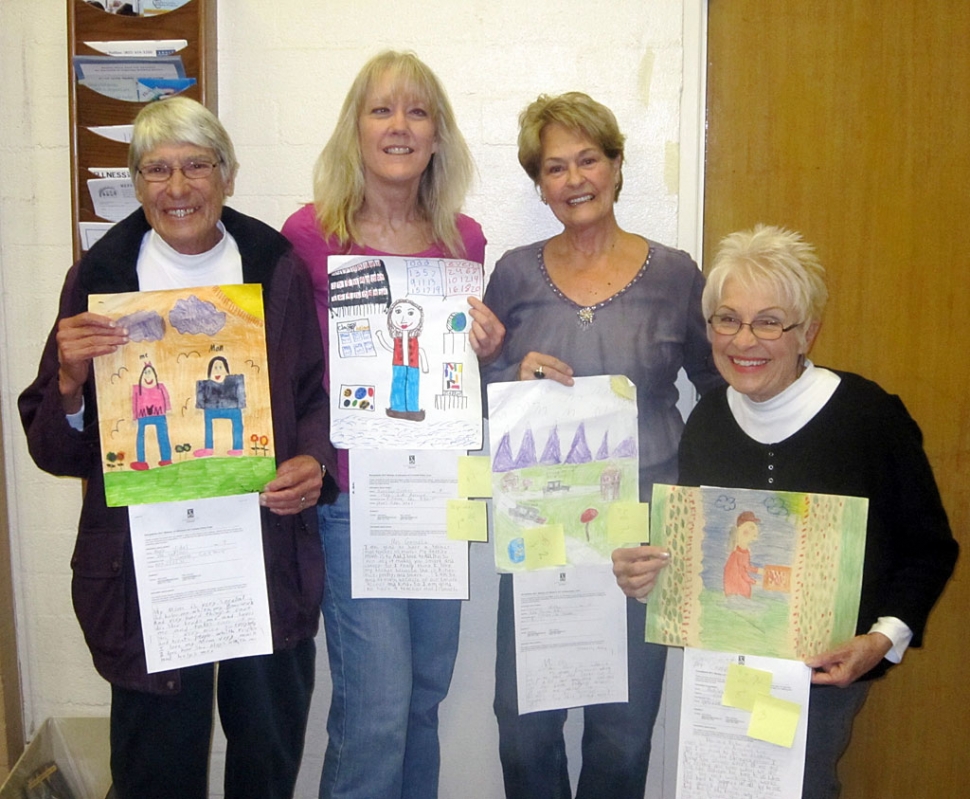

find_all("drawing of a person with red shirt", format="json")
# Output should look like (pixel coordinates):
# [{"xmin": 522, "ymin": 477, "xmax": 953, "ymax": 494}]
[
  {"xmin": 383, "ymin": 298, "xmax": 428, "ymax": 422},
  {"xmin": 130, "ymin": 362, "xmax": 172, "ymax": 470},
  {"xmin": 723, "ymin": 510, "xmax": 764, "ymax": 598}
]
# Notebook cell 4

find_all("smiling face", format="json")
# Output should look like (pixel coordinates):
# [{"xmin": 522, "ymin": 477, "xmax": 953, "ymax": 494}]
[
  {"xmin": 140, "ymin": 365, "xmax": 158, "ymax": 388},
  {"xmin": 209, "ymin": 358, "xmax": 228, "ymax": 382},
  {"xmin": 389, "ymin": 300, "xmax": 423, "ymax": 335},
  {"xmin": 135, "ymin": 142, "xmax": 232, "ymax": 255},
  {"xmin": 358, "ymin": 71, "xmax": 438, "ymax": 191},
  {"xmin": 536, "ymin": 123, "xmax": 621, "ymax": 232},
  {"xmin": 710, "ymin": 277, "xmax": 820, "ymax": 403}
]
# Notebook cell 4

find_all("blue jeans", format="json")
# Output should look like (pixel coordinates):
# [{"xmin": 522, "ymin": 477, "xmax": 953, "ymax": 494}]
[
  {"xmin": 317, "ymin": 494, "xmax": 461, "ymax": 799},
  {"xmin": 203, "ymin": 407, "xmax": 244, "ymax": 451},
  {"xmin": 494, "ymin": 573, "xmax": 666, "ymax": 799},
  {"xmin": 136, "ymin": 415, "xmax": 171, "ymax": 463}
]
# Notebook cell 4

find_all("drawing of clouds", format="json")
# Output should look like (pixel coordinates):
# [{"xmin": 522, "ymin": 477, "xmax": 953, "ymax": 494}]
[
  {"xmin": 170, "ymin": 295, "xmax": 226, "ymax": 336},
  {"xmin": 714, "ymin": 494, "xmax": 737, "ymax": 512},
  {"xmin": 118, "ymin": 309, "xmax": 166, "ymax": 342}
]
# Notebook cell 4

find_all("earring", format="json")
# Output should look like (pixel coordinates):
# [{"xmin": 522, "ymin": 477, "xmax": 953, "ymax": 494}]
[{"xmin": 540, "ymin": 194, "xmax": 548, "ymax": 205}]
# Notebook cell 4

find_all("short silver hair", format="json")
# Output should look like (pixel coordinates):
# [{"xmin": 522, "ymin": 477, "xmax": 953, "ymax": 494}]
[
  {"xmin": 128, "ymin": 97, "xmax": 238, "ymax": 184},
  {"xmin": 703, "ymin": 224, "xmax": 828, "ymax": 346}
]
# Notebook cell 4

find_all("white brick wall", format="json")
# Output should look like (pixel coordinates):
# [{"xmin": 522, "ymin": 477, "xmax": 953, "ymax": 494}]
[{"xmin": 0, "ymin": 2, "xmax": 703, "ymax": 796}]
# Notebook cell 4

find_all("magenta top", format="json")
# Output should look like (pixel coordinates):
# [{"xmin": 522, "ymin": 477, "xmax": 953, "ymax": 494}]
[{"xmin": 281, "ymin": 203, "xmax": 486, "ymax": 491}]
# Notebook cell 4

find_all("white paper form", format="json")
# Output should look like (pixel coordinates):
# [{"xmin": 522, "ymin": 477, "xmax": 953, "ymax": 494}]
[
  {"xmin": 349, "ymin": 449, "xmax": 469, "ymax": 599},
  {"xmin": 128, "ymin": 494, "xmax": 272, "ymax": 673},
  {"xmin": 87, "ymin": 178, "xmax": 140, "ymax": 222},
  {"xmin": 678, "ymin": 648, "xmax": 811, "ymax": 799},
  {"xmin": 513, "ymin": 565, "xmax": 628, "ymax": 715}
]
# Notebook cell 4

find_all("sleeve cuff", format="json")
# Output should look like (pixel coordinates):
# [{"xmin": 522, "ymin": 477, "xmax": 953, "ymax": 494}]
[{"xmin": 869, "ymin": 616, "xmax": 913, "ymax": 664}]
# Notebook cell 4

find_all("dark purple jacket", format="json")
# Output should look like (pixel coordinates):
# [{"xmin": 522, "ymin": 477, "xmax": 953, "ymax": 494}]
[{"xmin": 19, "ymin": 207, "xmax": 337, "ymax": 694}]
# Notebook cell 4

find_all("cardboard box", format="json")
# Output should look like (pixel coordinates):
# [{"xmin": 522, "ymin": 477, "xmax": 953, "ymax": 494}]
[{"xmin": 0, "ymin": 718, "xmax": 111, "ymax": 799}]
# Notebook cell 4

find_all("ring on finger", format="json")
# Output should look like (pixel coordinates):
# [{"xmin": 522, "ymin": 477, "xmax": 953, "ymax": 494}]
[
  {"xmin": 299, "ymin": 495, "xmax": 306, "ymax": 509},
  {"xmin": 533, "ymin": 365, "xmax": 545, "ymax": 379}
]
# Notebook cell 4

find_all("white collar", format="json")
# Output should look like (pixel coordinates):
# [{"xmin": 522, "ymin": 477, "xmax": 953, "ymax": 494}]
[{"xmin": 726, "ymin": 360, "xmax": 841, "ymax": 444}]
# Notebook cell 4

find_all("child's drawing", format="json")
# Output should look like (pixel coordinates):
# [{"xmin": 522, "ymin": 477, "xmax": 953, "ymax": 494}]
[
  {"xmin": 327, "ymin": 255, "xmax": 484, "ymax": 449},
  {"xmin": 487, "ymin": 376, "xmax": 640, "ymax": 572},
  {"xmin": 379, "ymin": 298, "xmax": 428, "ymax": 422},
  {"xmin": 131, "ymin": 361, "xmax": 172, "ymax": 470},
  {"xmin": 194, "ymin": 355, "xmax": 246, "ymax": 456},
  {"xmin": 646, "ymin": 484, "xmax": 868, "ymax": 660},
  {"xmin": 91, "ymin": 285, "xmax": 274, "ymax": 507},
  {"xmin": 723, "ymin": 510, "xmax": 763, "ymax": 598}
]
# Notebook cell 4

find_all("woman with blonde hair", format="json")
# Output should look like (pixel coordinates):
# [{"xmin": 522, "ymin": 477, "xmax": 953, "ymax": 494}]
[
  {"xmin": 613, "ymin": 224, "xmax": 957, "ymax": 798},
  {"xmin": 282, "ymin": 50, "xmax": 503, "ymax": 799}
]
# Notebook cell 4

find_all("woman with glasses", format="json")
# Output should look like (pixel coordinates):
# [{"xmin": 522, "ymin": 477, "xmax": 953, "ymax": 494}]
[
  {"xmin": 612, "ymin": 224, "xmax": 958, "ymax": 799},
  {"xmin": 19, "ymin": 96, "xmax": 334, "ymax": 799},
  {"xmin": 281, "ymin": 51, "xmax": 504, "ymax": 799}
]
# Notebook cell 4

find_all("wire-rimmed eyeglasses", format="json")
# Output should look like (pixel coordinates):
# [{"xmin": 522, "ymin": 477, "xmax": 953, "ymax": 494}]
[
  {"xmin": 707, "ymin": 314, "xmax": 802, "ymax": 341},
  {"xmin": 136, "ymin": 160, "xmax": 222, "ymax": 182}
]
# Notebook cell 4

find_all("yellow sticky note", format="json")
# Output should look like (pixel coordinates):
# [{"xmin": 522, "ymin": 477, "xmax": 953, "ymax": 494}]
[
  {"xmin": 610, "ymin": 374, "xmax": 636, "ymax": 400},
  {"xmin": 722, "ymin": 663, "xmax": 773, "ymax": 711},
  {"xmin": 607, "ymin": 501, "xmax": 650, "ymax": 544},
  {"xmin": 524, "ymin": 524, "xmax": 567, "ymax": 570},
  {"xmin": 446, "ymin": 499, "xmax": 488, "ymax": 542},
  {"xmin": 458, "ymin": 456, "xmax": 493, "ymax": 498},
  {"xmin": 747, "ymin": 694, "xmax": 801, "ymax": 748}
]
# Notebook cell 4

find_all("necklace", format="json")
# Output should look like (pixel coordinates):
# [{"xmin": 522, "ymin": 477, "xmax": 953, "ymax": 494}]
[{"xmin": 538, "ymin": 244, "xmax": 653, "ymax": 328}]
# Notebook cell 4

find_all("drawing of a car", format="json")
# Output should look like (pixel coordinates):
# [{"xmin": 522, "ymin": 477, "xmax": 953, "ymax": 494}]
[
  {"xmin": 508, "ymin": 504, "xmax": 546, "ymax": 525},
  {"xmin": 542, "ymin": 480, "xmax": 571, "ymax": 494}
]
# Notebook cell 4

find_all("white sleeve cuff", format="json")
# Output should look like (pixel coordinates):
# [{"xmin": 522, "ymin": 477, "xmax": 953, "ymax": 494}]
[
  {"xmin": 67, "ymin": 399, "xmax": 85, "ymax": 432},
  {"xmin": 868, "ymin": 616, "xmax": 913, "ymax": 664}
]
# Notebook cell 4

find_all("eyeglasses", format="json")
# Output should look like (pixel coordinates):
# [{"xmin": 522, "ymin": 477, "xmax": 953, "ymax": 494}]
[
  {"xmin": 707, "ymin": 314, "xmax": 802, "ymax": 341},
  {"xmin": 136, "ymin": 160, "xmax": 221, "ymax": 182}
]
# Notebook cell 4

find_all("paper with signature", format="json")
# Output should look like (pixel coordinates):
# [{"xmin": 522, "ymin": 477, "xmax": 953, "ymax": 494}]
[
  {"xmin": 349, "ymin": 448, "xmax": 469, "ymax": 599},
  {"xmin": 129, "ymin": 493, "xmax": 272, "ymax": 673},
  {"xmin": 513, "ymin": 565, "xmax": 627, "ymax": 714},
  {"xmin": 678, "ymin": 648, "xmax": 811, "ymax": 799}
]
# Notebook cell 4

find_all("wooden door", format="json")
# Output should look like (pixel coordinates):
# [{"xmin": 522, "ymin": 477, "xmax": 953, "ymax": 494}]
[{"xmin": 705, "ymin": 1, "xmax": 970, "ymax": 795}]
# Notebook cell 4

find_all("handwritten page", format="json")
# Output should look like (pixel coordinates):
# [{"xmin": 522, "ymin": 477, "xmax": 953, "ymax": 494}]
[
  {"xmin": 349, "ymin": 449, "xmax": 469, "ymax": 599},
  {"xmin": 128, "ymin": 494, "xmax": 272, "ymax": 673},
  {"xmin": 513, "ymin": 565, "xmax": 627, "ymax": 714},
  {"xmin": 678, "ymin": 648, "xmax": 811, "ymax": 799}
]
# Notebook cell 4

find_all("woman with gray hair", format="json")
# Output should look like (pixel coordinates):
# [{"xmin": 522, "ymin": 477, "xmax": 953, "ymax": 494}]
[
  {"xmin": 612, "ymin": 224, "xmax": 957, "ymax": 798},
  {"xmin": 20, "ymin": 96, "xmax": 334, "ymax": 799},
  {"xmin": 482, "ymin": 91, "xmax": 722, "ymax": 799},
  {"xmin": 282, "ymin": 50, "xmax": 504, "ymax": 799}
]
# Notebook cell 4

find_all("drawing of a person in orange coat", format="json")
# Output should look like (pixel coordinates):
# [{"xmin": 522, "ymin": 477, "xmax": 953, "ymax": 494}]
[{"xmin": 723, "ymin": 510, "xmax": 764, "ymax": 598}]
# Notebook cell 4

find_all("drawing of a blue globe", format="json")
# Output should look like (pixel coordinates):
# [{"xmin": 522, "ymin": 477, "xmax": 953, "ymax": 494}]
[
  {"xmin": 508, "ymin": 537, "xmax": 525, "ymax": 564},
  {"xmin": 446, "ymin": 311, "xmax": 468, "ymax": 332}
]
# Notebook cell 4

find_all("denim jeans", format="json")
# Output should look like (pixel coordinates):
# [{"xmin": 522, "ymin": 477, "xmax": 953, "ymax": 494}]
[
  {"xmin": 317, "ymin": 494, "xmax": 461, "ymax": 799},
  {"xmin": 494, "ymin": 572, "xmax": 667, "ymax": 799}
]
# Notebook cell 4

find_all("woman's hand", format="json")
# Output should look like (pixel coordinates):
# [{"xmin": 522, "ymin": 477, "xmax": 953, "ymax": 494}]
[
  {"xmin": 518, "ymin": 351, "xmax": 574, "ymax": 386},
  {"xmin": 56, "ymin": 312, "xmax": 128, "ymax": 412},
  {"xmin": 260, "ymin": 455, "xmax": 323, "ymax": 516},
  {"xmin": 612, "ymin": 545, "xmax": 670, "ymax": 600},
  {"xmin": 467, "ymin": 297, "xmax": 506, "ymax": 365},
  {"xmin": 806, "ymin": 633, "xmax": 892, "ymax": 687}
]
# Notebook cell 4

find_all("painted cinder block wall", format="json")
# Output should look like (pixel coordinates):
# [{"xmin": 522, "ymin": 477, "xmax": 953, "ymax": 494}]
[{"xmin": 0, "ymin": 1, "xmax": 701, "ymax": 796}]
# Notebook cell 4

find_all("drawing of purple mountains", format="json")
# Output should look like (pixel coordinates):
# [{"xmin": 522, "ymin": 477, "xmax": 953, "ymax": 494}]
[
  {"xmin": 512, "ymin": 429, "xmax": 538, "ymax": 469},
  {"xmin": 540, "ymin": 426, "xmax": 562, "ymax": 465},
  {"xmin": 564, "ymin": 423, "xmax": 592, "ymax": 464}
]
